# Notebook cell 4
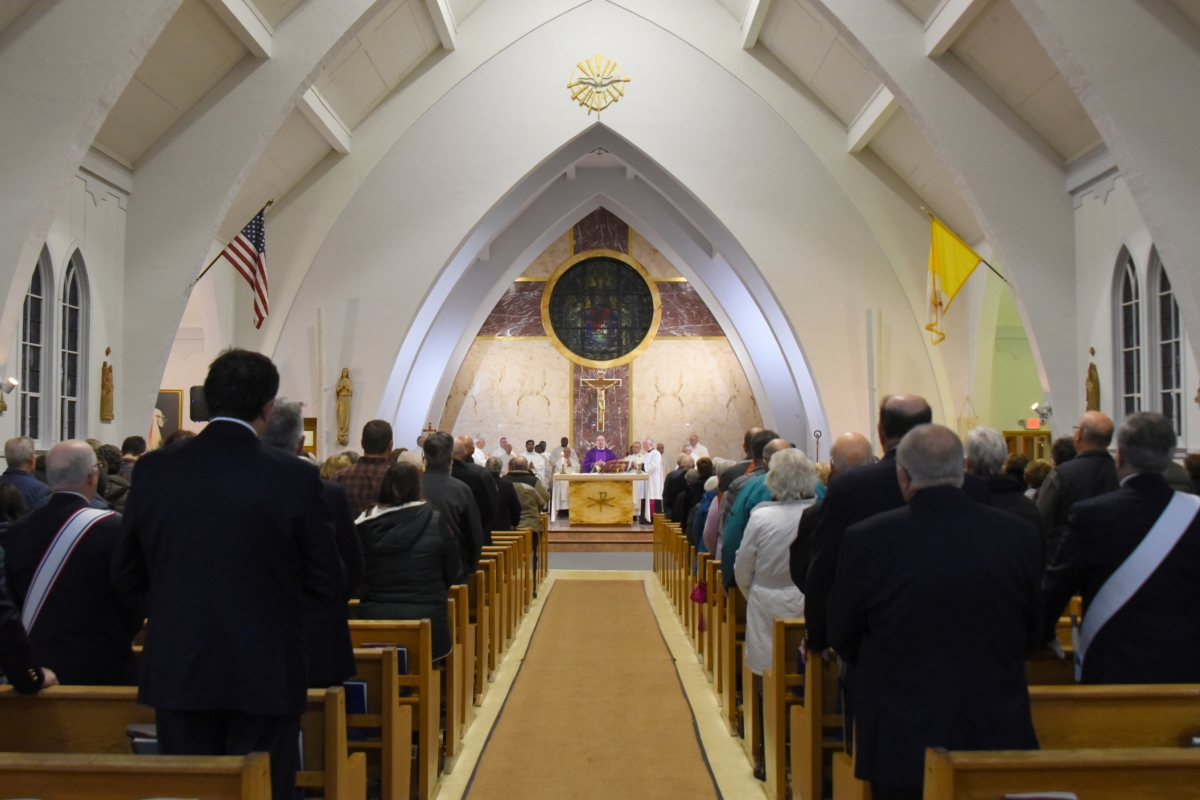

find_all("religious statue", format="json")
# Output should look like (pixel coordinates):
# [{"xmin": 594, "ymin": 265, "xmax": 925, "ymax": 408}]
[
  {"xmin": 582, "ymin": 434, "xmax": 618, "ymax": 473},
  {"xmin": 1085, "ymin": 347, "xmax": 1101, "ymax": 412},
  {"xmin": 148, "ymin": 407, "xmax": 165, "ymax": 450},
  {"xmin": 335, "ymin": 368, "xmax": 353, "ymax": 446},
  {"xmin": 100, "ymin": 359, "xmax": 114, "ymax": 421}
]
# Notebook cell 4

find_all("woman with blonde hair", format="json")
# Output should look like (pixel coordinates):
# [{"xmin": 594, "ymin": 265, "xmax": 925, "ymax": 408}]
[{"xmin": 320, "ymin": 453, "xmax": 352, "ymax": 481}]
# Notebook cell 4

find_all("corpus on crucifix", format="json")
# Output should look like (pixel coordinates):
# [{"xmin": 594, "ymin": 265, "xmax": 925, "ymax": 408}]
[{"xmin": 580, "ymin": 374, "xmax": 622, "ymax": 432}]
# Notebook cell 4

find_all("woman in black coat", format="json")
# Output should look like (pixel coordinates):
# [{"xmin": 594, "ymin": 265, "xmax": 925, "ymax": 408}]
[{"xmin": 356, "ymin": 462, "xmax": 461, "ymax": 661}]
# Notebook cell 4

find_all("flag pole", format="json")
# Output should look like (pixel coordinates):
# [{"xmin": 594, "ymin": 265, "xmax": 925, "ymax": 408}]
[
  {"xmin": 926, "ymin": 211, "xmax": 1009, "ymax": 284},
  {"xmin": 189, "ymin": 199, "xmax": 274, "ymax": 288}
]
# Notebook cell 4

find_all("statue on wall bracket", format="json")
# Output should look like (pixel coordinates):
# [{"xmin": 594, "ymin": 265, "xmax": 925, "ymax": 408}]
[
  {"xmin": 1085, "ymin": 347, "xmax": 1101, "ymax": 412},
  {"xmin": 100, "ymin": 348, "xmax": 114, "ymax": 422},
  {"xmin": 336, "ymin": 368, "xmax": 353, "ymax": 446}
]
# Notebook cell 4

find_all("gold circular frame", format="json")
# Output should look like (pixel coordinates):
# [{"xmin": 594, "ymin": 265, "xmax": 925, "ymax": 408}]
[{"xmin": 540, "ymin": 248, "xmax": 662, "ymax": 368}]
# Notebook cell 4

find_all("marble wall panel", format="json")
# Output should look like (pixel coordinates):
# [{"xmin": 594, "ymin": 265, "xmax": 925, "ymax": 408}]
[
  {"xmin": 631, "ymin": 339, "xmax": 762, "ymax": 463},
  {"xmin": 573, "ymin": 363, "xmax": 631, "ymax": 457},
  {"xmin": 630, "ymin": 229, "xmax": 683, "ymax": 278},
  {"xmin": 574, "ymin": 207, "xmax": 629, "ymax": 253},
  {"xmin": 519, "ymin": 231, "xmax": 571, "ymax": 279},
  {"xmin": 477, "ymin": 283, "xmax": 545, "ymax": 337},
  {"xmin": 438, "ymin": 338, "xmax": 570, "ymax": 448},
  {"xmin": 656, "ymin": 282, "xmax": 725, "ymax": 337}
]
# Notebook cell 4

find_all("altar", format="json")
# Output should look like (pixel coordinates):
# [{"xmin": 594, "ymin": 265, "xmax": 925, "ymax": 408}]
[{"xmin": 551, "ymin": 473, "xmax": 649, "ymax": 525}]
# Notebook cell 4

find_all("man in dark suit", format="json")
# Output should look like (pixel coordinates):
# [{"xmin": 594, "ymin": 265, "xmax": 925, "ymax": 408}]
[
  {"xmin": 790, "ymin": 432, "xmax": 872, "ymax": 591},
  {"xmin": 1036, "ymin": 410, "xmax": 1118, "ymax": 562},
  {"xmin": 966, "ymin": 426, "xmax": 1047, "ymax": 547},
  {"xmin": 0, "ymin": 436, "xmax": 48, "ymax": 511},
  {"xmin": 662, "ymin": 455, "xmax": 693, "ymax": 523},
  {"xmin": 112, "ymin": 350, "xmax": 345, "ymax": 800},
  {"xmin": 717, "ymin": 427, "xmax": 763, "ymax": 494},
  {"xmin": 1043, "ymin": 412, "xmax": 1200, "ymax": 684},
  {"xmin": 3, "ymin": 440, "xmax": 140, "ymax": 685},
  {"xmin": 0, "ymin": 576, "xmax": 56, "ymax": 693},
  {"xmin": 263, "ymin": 398, "xmax": 363, "ymax": 688},
  {"xmin": 423, "ymin": 432, "xmax": 484, "ymax": 576},
  {"xmin": 829, "ymin": 424, "xmax": 1042, "ymax": 800},
  {"xmin": 453, "ymin": 435, "xmax": 497, "ymax": 545}
]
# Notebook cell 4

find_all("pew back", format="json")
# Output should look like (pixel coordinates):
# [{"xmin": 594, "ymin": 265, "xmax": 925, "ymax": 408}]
[{"xmin": 0, "ymin": 752, "xmax": 272, "ymax": 800}]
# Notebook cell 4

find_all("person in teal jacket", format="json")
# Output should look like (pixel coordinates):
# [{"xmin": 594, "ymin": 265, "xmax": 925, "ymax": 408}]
[{"xmin": 722, "ymin": 439, "xmax": 826, "ymax": 587}]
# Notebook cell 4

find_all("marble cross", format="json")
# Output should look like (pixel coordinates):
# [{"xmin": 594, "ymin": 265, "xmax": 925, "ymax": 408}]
[{"xmin": 581, "ymin": 375, "xmax": 622, "ymax": 432}]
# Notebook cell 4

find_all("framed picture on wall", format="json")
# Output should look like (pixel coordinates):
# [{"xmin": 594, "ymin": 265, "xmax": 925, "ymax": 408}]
[{"xmin": 156, "ymin": 390, "xmax": 183, "ymax": 445}]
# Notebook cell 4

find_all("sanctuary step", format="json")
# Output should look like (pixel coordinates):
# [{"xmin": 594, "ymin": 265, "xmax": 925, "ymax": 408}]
[{"xmin": 546, "ymin": 520, "xmax": 654, "ymax": 552}]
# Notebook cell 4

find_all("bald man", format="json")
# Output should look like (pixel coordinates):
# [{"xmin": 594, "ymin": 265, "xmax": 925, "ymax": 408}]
[
  {"xmin": 1036, "ymin": 410, "xmax": 1119, "ymax": 563},
  {"xmin": 790, "ymin": 432, "xmax": 873, "ymax": 590},
  {"xmin": 2, "ymin": 441, "xmax": 139, "ymax": 685},
  {"xmin": 453, "ymin": 435, "xmax": 498, "ymax": 547}
]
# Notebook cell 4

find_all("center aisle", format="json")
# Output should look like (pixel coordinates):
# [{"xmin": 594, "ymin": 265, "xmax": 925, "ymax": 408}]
[{"xmin": 464, "ymin": 580, "xmax": 722, "ymax": 799}]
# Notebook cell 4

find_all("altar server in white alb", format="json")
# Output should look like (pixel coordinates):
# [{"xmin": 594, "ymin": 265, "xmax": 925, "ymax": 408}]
[
  {"xmin": 687, "ymin": 434, "xmax": 710, "ymax": 461},
  {"xmin": 642, "ymin": 437, "xmax": 664, "ymax": 522}
]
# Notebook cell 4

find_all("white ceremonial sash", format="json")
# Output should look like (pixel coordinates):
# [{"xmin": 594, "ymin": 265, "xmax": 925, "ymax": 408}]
[
  {"xmin": 21, "ymin": 507, "xmax": 114, "ymax": 633},
  {"xmin": 1074, "ymin": 490, "xmax": 1200, "ymax": 679}
]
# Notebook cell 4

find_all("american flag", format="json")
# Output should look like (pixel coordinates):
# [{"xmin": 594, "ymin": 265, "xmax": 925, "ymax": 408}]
[{"xmin": 220, "ymin": 210, "xmax": 269, "ymax": 328}]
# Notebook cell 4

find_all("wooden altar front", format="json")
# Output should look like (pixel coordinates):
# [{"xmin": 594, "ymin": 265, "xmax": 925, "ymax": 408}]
[{"xmin": 551, "ymin": 473, "xmax": 649, "ymax": 525}]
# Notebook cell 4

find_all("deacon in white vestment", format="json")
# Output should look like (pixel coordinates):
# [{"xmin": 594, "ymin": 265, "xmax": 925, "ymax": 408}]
[
  {"xmin": 642, "ymin": 437, "xmax": 664, "ymax": 519},
  {"xmin": 491, "ymin": 439, "xmax": 514, "ymax": 474},
  {"xmin": 472, "ymin": 435, "xmax": 488, "ymax": 466},
  {"xmin": 624, "ymin": 442, "xmax": 646, "ymax": 513},
  {"xmin": 550, "ymin": 446, "xmax": 577, "ymax": 513},
  {"xmin": 688, "ymin": 434, "xmax": 710, "ymax": 461},
  {"xmin": 521, "ymin": 440, "xmax": 547, "ymax": 479}
]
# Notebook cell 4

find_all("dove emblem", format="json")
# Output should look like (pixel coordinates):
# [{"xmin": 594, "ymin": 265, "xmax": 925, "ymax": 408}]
[{"xmin": 567, "ymin": 54, "xmax": 631, "ymax": 118}]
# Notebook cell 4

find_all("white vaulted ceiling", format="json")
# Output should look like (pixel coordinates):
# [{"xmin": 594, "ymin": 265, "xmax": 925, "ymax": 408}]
[
  {"xmin": 950, "ymin": 0, "xmax": 1101, "ymax": 163},
  {"xmin": 311, "ymin": 0, "xmax": 441, "ymax": 130},
  {"xmin": 0, "ymin": 1, "xmax": 34, "ymax": 37},
  {"xmin": 896, "ymin": 0, "xmax": 948, "ymax": 26},
  {"xmin": 219, "ymin": 110, "xmax": 333, "ymax": 240},
  {"xmin": 248, "ymin": 0, "xmax": 304, "ymax": 29},
  {"xmin": 94, "ymin": 0, "xmax": 249, "ymax": 166},
  {"xmin": 758, "ymin": 0, "xmax": 883, "ymax": 127}
]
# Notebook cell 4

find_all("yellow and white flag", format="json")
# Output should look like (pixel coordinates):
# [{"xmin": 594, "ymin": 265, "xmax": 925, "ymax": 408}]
[{"xmin": 925, "ymin": 216, "xmax": 983, "ymax": 344}]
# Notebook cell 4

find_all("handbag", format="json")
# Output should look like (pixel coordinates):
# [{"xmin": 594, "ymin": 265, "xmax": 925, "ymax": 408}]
[{"xmin": 690, "ymin": 580, "xmax": 707, "ymax": 604}]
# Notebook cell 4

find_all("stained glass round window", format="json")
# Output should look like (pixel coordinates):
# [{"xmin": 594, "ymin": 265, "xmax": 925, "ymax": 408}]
[{"xmin": 542, "ymin": 252, "xmax": 661, "ymax": 367}]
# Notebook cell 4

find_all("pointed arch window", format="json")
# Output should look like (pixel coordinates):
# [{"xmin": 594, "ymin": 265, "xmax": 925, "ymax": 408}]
[
  {"xmin": 20, "ymin": 256, "xmax": 48, "ymax": 441},
  {"xmin": 1152, "ymin": 249, "xmax": 1183, "ymax": 436},
  {"xmin": 60, "ymin": 255, "xmax": 85, "ymax": 440},
  {"xmin": 1119, "ymin": 255, "xmax": 1142, "ymax": 417}
]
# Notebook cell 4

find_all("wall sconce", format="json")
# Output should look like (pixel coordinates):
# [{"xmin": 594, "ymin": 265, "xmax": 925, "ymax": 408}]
[
  {"xmin": 0, "ymin": 377, "xmax": 16, "ymax": 415},
  {"xmin": 1031, "ymin": 402, "xmax": 1052, "ymax": 425}
]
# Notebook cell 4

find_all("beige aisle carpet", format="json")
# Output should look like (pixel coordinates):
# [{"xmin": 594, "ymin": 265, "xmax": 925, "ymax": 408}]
[{"xmin": 464, "ymin": 579, "xmax": 721, "ymax": 799}]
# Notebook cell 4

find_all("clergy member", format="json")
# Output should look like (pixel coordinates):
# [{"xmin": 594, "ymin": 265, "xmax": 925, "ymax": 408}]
[
  {"xmin": 583, "ymin": 435, "xmax": 617, "ymax": 474},
  {"xmin": 688, "ymin": 434, "xmax": 710, "ymax": 461},
  {"xmin": 642, "ymin": 437, "xmax": 664, "ymax": 522}
]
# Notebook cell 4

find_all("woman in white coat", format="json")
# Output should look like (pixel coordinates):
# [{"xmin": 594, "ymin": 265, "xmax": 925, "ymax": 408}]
[{"xmin": 734, "ymin": 446, "xmax": 817, "ymax": 779}]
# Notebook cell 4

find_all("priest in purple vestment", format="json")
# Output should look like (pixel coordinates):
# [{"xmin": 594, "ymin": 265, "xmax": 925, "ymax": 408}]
[{"xmin": 582, "ymin": 435, "xmax": 618, "ymax": 474}]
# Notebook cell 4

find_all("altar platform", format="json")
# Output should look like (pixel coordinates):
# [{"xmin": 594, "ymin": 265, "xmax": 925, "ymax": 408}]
[{"xmin": 545, "ymin": 518, "xmax": 655, "ymax": 552}]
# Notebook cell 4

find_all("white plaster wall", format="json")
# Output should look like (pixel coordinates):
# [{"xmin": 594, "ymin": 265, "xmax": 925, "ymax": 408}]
[
  {"xmin": 267, "ymin": 1, "xmax": 945, "ymax": 454},
  {"xmin": 1074, "ymin": 176, "xmax": 1200, "ymax": 450},
  {"xmin": 12, "ymin": 175, "xmax": 129, "ymax": 447}
]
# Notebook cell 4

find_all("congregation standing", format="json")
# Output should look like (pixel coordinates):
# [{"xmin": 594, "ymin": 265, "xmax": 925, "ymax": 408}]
[{"xmin": 1, "ymin": 349, "xmax": 1199, "ymax": 799}]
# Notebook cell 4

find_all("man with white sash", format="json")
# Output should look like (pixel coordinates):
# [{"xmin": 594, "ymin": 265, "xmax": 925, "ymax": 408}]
[
  {"xmin": 1043, "ymin": 411, "xmax": 1200, "ymax": 684},
  {"xmin": 1, "ymin": 440, "xmax": 139, "ymax": 685}
]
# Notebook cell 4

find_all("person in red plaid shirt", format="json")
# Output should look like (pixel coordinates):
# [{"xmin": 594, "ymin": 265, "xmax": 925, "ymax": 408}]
[{"xmin": 334, "ymin": 420, "xmax": 393, "ymax": 518}]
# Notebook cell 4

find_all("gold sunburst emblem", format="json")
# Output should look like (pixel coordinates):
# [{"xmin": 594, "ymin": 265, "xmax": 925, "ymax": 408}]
[{"xmin": 567, "ymin": 54, "xmax": 631, "ymax": 118}]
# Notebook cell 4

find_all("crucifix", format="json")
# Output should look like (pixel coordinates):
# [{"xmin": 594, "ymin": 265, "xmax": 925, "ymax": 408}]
[
  {"xmin": 580, "ymin": 374, "xmax": 622, "ymax": 432},
  {"xmin": 422, "ymin": 421, "xmax": 436, "ymax": 437}
]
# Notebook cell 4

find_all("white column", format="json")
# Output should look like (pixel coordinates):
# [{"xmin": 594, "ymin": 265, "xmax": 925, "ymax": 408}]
[
  {"xmin": 0, "ymin": 0, "xmax": 180, "ymax": 370},
  {"xmin": 809, "ymin": 0, "xmax": 1081, "ymax": 432},
  {"xmin": 119, "ymin": 0, "xmax": 383, "ymax": 432},
  {"xmin": 1012, "ymin": 0, "xmax": 1200, "ymax": 371}
]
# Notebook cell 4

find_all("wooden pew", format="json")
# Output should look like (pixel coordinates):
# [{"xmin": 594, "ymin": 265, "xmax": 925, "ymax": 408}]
[
  {"xmin": 476, "ymin": 556, "xmax": 502, "ymax": 679},
  {"xmin": 449, "ymin": 584, "xmax": 476, "ymax": 731},
  {"xmin": 0, "ymin": 685, "xmax": 366, "ymax": 800},
  {"xmin": 720, "ymin": 582, "xmax": 746, "ymax": 736},
  {"xmin": 924, "ymin": 747, "xmax": 1200, "ymax": 799},
  {"xmin": 492, "ymin": 530, "xmax": 533, "ymax": 614},
  {"xmin": 704, "ymin": 557, "xmax": 719, "ymax": 682},
  {"xmin": 0, "ymin": 752, "xmax": 272, "ymax": 800},
  {"xmin": 481, "ymin": 545, "xmax": 515, "ymax": 648},
  {"xmin": 762, "ymin": 618, "xmax": 804, "ymax": 800},
  {"xmin": 442, "ymin": 594, "xmax": 463, "ymax": 771},
  {"xmin": 468, "ymin": 568, "xmax": 491, "ymax": 700},
  {"xmin": 349, "ymin": 623, "xmax": 438, "ymax": 800}
]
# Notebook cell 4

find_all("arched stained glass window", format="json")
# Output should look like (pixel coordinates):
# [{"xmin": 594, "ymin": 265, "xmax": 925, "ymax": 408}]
[
  {"xmin": 20, "ymin": 257, "xmax": 47, "ymax": 441},
  {"xmin": 1152, "ymin": 249, "xmax": 1183, "ymax": 436},
  {"xmin": 60, "ymin": 256, "xmax": 84, "ymax": 440},
  {"xmin": 1119, "ymin": 255, "xmax": 1142, "ymax": 418}
]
